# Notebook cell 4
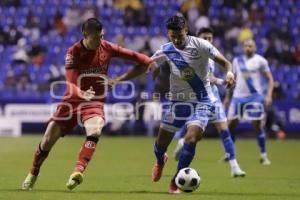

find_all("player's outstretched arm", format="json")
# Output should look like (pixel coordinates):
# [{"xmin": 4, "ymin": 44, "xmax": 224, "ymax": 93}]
[
  {"xmin": 213, "ymin": 54, "xmax": 235, "ymax": 88},
  {"xmin": 263, "ymin": 71, "xmax": 274, "ymax": 107},
  {"xmin": 105, "ymin": 62, "xmax": 157, "ymax": 89},
  {"xmin": 65, "ymin": 69, "xmax": 95, "ymax": 101},
  {"xmin": 209, "ymin": 73, "xmax": 225, "ymax": 86},
  {"xmin": 114, "ymin": 64, "xmax": 148, "ymax": 83},
  {"xmin": 112, "ymin": 44, "xmax": 153, "ymax": 66}
]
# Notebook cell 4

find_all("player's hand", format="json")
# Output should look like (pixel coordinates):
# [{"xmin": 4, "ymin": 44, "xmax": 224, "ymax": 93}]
[
  {"xmin": 97, "ymin": 78, "xmax": 119, "ymax": 90},
  {"xmin": 209, "ymin": 75, "xmax": 218, "ymax": 85},
  {"xmin": 265, "ymin": 95, "xmax": 272, "ymax": 107},
  {"xmin": 147, "ymin": 61, "xmax": 160, "ymax": 80},
  {"xmin": 224, "ymin": 71, "xmax": 235, "ymax": 89},
  {"xmin": 209, "ymin": 75, "xmax": 225, "ymax": 86},
  {"xmin": 83, "ymin": 86, "xmax": 95, "ymax": 101},
  {"xmin": 107, "ymin": 78, "xmax": 119, "ymax": 89}
]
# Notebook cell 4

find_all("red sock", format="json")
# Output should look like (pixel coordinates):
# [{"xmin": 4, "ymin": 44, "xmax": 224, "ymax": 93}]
[
  {"xmin": 31, "ymin": 143, "xmax": 49, "ymax": 176},
  {"xmin": 74, "ymin": 136, "xmax": 99, "ymax": 173}
]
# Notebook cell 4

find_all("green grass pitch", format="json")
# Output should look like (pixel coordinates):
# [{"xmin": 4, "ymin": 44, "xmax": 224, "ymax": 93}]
[{"xmin": 0, "ymin": 136, "xmax": 299, "ymax": 200}]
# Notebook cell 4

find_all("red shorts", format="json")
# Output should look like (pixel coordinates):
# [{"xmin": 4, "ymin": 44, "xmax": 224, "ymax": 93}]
[{"xmin": 49, "ymin": 102, "xmax": 105, "ymax": 135}]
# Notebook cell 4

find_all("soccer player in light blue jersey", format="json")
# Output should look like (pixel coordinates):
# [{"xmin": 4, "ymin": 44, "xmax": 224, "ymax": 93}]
[
  {"xmin": 148, "ymin": 16, "xmax": 238, "ymax": 194},
  {"xmin": 173, "ymin": 27, "xmax": 245, "ymax": 176},
  {"xmin": 224, "ymin": 39, "xmax": 274, "ymax": 165}
]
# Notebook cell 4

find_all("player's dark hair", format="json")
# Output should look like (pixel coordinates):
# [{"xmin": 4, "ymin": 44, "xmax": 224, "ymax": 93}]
[
  {"xmin": 81, "ymin": 18, "xmax": 103, "ymax": 33},
  {"xmin": 197, "ymin": 27, "xmax": 214, "ymax": 36},
  {"xmin": 166, "ymin": 15, "xmax": 187, "ymax": 31}
]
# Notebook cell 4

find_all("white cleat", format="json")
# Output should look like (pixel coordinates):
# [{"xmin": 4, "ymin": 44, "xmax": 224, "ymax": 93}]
[
  {"xmin": 66, "ymin": 172, "xmax": 83, "ymax": 191},
  {"xmin": 22, "ymin": 173, "xmax": 38, "ymax": 190},
  {"xmin": 260, "ymin": 157, "xmax": 271, "ymax": 165},
  {"xmin": 173, "ymin": 138, "xmax": 184, "ymax": 161},
  {"xmin": 231, "ymin": 167, "xmax": 246, "ymax": 178}
]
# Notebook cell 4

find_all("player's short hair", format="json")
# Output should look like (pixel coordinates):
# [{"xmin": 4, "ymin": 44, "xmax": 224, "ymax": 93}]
[
  {"xmin": 197, "ymin": 27, "xmax": 214, "ymax": 36},
  {"xmin": 82, "ymin": 18, "xmax": 103, "ymax": 34},
  {"xmin": 166, "ymin": 15, "xmax": 187, "ymax": 31}
]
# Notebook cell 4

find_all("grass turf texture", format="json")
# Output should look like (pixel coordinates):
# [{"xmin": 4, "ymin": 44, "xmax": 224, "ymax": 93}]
[{"xmin": 0, "ymin": 136, "xmax": 299, "ymax": 200}]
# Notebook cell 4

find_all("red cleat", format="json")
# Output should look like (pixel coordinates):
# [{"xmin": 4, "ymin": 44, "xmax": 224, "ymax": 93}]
[
  {"xmin": 152, "ymin": 153, "xmax": 168, "ymax": 182},
  {"xmin": 168, "ymin": 180, "xmax": 181, "ymax": 194}
]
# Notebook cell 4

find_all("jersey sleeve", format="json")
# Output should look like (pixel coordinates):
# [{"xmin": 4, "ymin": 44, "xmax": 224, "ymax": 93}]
[
  {"xmin": 260, "ymin": 57, "xmax": 270, "ymax": 73},
  {"xmin": 110, "ymin": 43, "xmax": 153, "ymax": 65},
  {"xmin": 65, "ymin": 48, "xmax": 77, "ymax": 70},
  {"xmin": 196, "ymin": 38, "xmax": 220, "ymax": 59},
  {"xmin": 64, "ymin": 47, "xmax": 84, "ymax": 99}
]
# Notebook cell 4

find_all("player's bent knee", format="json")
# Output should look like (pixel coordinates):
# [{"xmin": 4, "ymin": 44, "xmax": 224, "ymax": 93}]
[
  {"xmin": 185, "ymin": 126, "xmax": 203, "ymax": 144},
  {"xmin": 84, "ymin": 117, "xmax": 105, "ymax": 137}
]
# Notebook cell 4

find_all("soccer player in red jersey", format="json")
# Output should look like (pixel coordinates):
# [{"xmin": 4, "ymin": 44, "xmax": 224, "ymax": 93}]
[{"xmin": 22, "ymin": 18, "xmax": 156, "ymax": 191}]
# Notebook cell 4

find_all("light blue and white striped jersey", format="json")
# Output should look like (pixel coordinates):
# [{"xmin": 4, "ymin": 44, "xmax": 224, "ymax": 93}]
[
  {"xmin": 232, "ymin": 54, "xmax": 270, "ymax": 98},
  {"xmin": 152, "ymin": 36, "xmax": 220, "ymax": 102}
]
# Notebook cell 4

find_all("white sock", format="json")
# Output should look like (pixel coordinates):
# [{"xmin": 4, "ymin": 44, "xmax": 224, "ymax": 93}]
[
  {"xmin": 229, "ymin": 159, "xmax": 239, "ymax": 170},
  {"xmin": 261, "ymin": 152, "xmax": 267, "ymax": 159}
]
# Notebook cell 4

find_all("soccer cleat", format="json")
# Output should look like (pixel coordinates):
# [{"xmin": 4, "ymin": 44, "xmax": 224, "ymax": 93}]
[
  {"xmin": 173, "ymin": 138, "xmax": 184, "ymax": 161},
  {"xmin": 66, "ymin": 172, "xmax": 83, "ymax": 190},
  {"xmin": 168, "ymin": 181, "xmax": 181, "ymax": 194},
  {"xmin": 152, "ymin": 153, "xmax": 168, "ymax": 182},
  {"xmin": 22, "ymin": 173, "xmax": 38, "ymax": 190},
  {"xmin": 231, "ymin": 167, "xmax": 246, "ymax": 178},
  {"xmin": 260, "ymin": 157, "xmax": 271, "ymax": 165}
]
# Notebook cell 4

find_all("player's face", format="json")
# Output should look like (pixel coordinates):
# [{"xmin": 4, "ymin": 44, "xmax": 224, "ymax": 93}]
[
  {"xmin": 167, "ymin": 29, "xmax": 188, "ymax": 49},
  {"xmin": 199, "ymin": 32, "xmax": 213, "ymax": 43},
  {"xmin": 84, "ymin": 30, "xmax": 104, "ymax": 50},
  {"xmin": 243, "ymin": 40, "xmax": 256, "ymax": 56}
]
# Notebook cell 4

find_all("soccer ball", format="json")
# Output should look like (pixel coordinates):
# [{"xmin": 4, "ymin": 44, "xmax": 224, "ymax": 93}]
[{"xmin": 175, "ymin": 167, "xmax": 201, "ymax": 192}]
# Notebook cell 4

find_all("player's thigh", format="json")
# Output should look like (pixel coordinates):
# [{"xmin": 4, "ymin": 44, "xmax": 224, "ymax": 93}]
[
  {"xmin": 251, "ymin": 120, "xmax": 264, "ymax": 132},
  {"xmin": 228, "ymin": 118, "xmax": 239, "ymax": 130},
  {"xmin": 185, "ymin": 125, "xmax": 204, "ymax": 143},
  {"xmin": 84, "ymin": 116, "xmax": 105, "ymax": 137},
  {"xmin": 214, "ymin": 121, "xmax": 229, "ymax": 133},
  {"xmin": 41, "ymin": 121, "xmax": 62, "ymax": 150},
  {"xmin": 185, "ymin": 102, "xmax": 212, "ymax": 135}
]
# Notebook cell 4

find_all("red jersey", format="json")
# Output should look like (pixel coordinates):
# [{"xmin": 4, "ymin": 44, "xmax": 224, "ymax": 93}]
[{"xmin": 62, "ymin": 39, "xmax": 152, "ymax": 103}]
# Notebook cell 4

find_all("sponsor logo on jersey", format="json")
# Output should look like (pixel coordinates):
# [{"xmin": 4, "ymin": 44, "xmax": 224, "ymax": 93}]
[
  {"xmin": 79, "ymin": 64, "xmax": 108, "ymax": 74},
  {"xmin": 181, "ymin": 67, "xmax": 196, "ymax": 80}
]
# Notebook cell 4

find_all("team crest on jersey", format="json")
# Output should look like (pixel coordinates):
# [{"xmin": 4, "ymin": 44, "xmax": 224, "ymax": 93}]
[
  {"xmin": 190, "ymin": 49, "xmax": 199, "ymax": 56},
  {"xmin": 65, "ymin": 54, "xmax": 74, "ymax": 65},
  {"xmin": 181, "ymin": 67, "xmax": 196, "ymax": 80}
]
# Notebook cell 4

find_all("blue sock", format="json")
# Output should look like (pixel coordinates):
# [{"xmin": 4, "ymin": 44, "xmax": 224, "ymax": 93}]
[
  {"xmin": 231, "ymin": 132, "xmax": 236, "ymax": 143},
  {"xmin": 257, "ymin": 129, "xmax": 266, "ymax": 154},
  {"xmin": 154, "ymin": 142, "xmax": 167, "ymax": 165},
  {"xmin": 172, "ymin": 143, "xmax": 196, "ymax": 181},
  {"xmin": 220, "ymin": 129, "xmax": 236, "ymax": 160}
]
